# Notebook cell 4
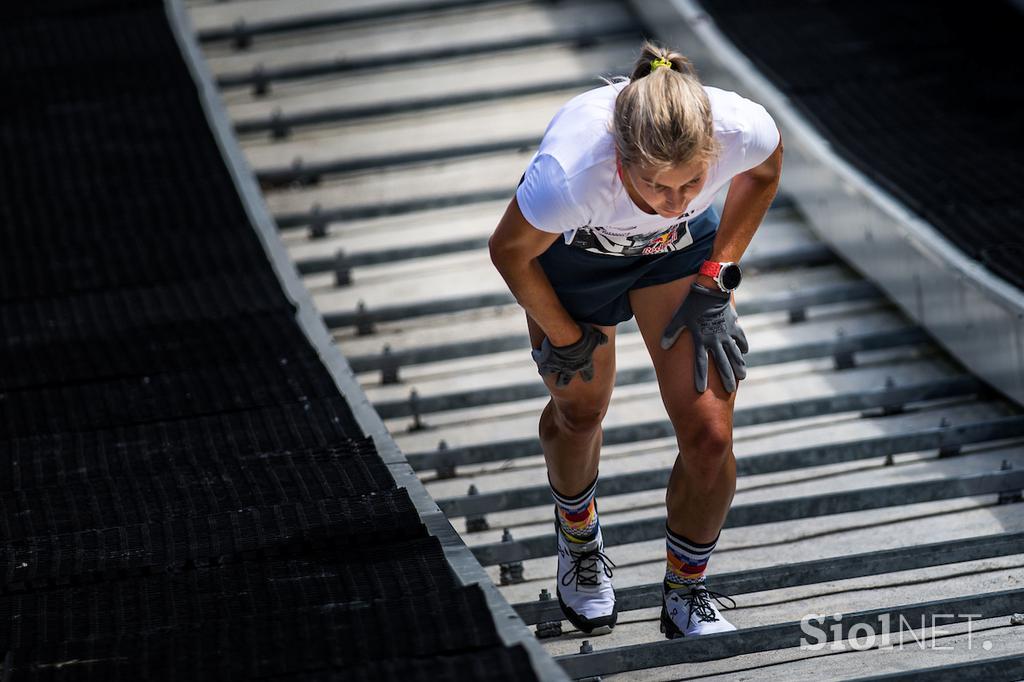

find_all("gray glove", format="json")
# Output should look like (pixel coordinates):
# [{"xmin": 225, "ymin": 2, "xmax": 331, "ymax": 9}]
[
  {"xmin": 660, "ymin": 283, "xmax": 748, "ymax": 393},
  {"xmin": 532, "ymin": 324, "xmax": 609, "ymax": 388}
]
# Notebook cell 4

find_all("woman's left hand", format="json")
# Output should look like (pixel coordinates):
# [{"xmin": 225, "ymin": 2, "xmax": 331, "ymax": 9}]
[{"xmin": 660, "ymin": 283, "xmax": 749, "ymax": 393}]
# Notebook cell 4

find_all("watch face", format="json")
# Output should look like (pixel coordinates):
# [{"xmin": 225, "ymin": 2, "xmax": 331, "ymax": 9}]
[{"xmin": 720, "ymin": 264, "xmax": 742, "ymax": 290}]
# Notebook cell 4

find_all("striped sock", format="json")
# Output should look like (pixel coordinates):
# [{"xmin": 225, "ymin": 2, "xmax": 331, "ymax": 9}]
[
  {"xmin": 550, "ymin": 475, "xmax": 599, "ymax": 544},
  {"xmin": 665, "ymin": 525, "xmax": 719, "ymax": 589}
]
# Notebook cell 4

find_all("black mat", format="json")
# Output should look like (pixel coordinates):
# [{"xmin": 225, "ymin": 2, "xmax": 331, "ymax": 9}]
[
  {"xmin": 0, "ymin": 0, "xmax": 538, "ymax": 678},
  {"xmin": 696, "ymin": 0, "xmax": 1024, "ymax": 290}
]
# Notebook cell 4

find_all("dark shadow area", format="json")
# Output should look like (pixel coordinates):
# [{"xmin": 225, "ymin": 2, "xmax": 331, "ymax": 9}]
[
  {"xmin": 697, "ymin": 0, "xmax": 1024, "ymax": 290},
  {"xmin": 0, "ymin": 0, "xmax": 539, "ymax": 678}
]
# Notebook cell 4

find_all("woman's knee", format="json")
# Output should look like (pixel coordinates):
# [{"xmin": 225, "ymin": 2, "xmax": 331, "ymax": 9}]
[
  {"xmin": 677, "ymin": 420, "xmax": 732, "ymax": 474},
  {"xmin": 543, "ymin": 398, "xmax": 609, "ymax": 438}
]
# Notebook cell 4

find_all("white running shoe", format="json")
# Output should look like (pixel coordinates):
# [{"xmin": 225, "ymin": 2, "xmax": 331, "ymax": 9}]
[
  {"xmin": 661, "ymin": 580, "xmax": 737, "ymax": 639},
  {"xmin": 555, "ymin": 520, "xmax": 617, "ymax": 635}
]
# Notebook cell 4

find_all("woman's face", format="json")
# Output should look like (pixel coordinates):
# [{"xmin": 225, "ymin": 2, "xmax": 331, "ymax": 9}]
[{"xmin": 622, "ymin": 157, "xmax": 709, "ymax": 218}]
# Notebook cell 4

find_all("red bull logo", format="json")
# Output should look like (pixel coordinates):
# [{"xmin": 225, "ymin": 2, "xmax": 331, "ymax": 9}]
[{"xmin": 641, "ymin": 226, "xmax": 677, "ymax": 255}]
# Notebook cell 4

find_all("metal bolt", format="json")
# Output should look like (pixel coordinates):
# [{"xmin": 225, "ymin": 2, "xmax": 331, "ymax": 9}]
[
  {"xmin": 308, "ymin": 202, "xmax": 327, "ymax": 240},
  {"xmin": 408, "ymin": 389, "xmax": 426, "ymax": 431},
  {"xmin": 435, "ymin": 440, "xmax": 455, "ymax": 479},
  {"xmin": 288, "ymin": 156, "xmax": 320, "ymax": 187},
  {"xmin": 334, "ymin": 249, "xmax": 352, "ymax": 287},
  {"xmin": 270, "ymin": 108, "xmax": 289, "ymax": 140},
  {"xmin": 465, "ymin": 483, "xmax": 489, "ymax": 532},
  {"xmin": 251, "ymin": 64, "xmax": 270, "ymax": 97},
  {"xmin": 499, "ymin": 564, "xmax": 524, "ymax": 585},
  {"xmin": 1010, "ymin": 613, "xmax": 1024, "ymax": 626},
  {"xmin": 535, "ymin": 621, "xmax": 562, "ymax": 639},
  {"xmin": 998, "ymin": 460, "xmax": 1022, "ymax": 505},
  {"xmin": 355, "ymin": 301, "xmax": 375, "ymax": 337},
  {"xmin": 534, "ymin": 587, "xmax": 561, "ymax": 637},
  {"xmin": 833, "ymin": 327, "xmax": 855, "ymax": 370},
  {"xmin": 937, "ymin": 417, "xmax": 960, "ymax": 458},
  {"xmin": 232, "ymin": 20, "xmax": 251, "ymax": 50},
  {"xmin": 499, "ymin": 529, "xmax": 524, "ymax": 584},
  {"xmin": 879, "ymin": 376, "xmax": 905, "ymax": 416},
  {"xmin": 579, "ymin": 640, "xmax": 593, "ymax": 654},
  {"xmin": 380, "ymin": 344, "xmax": 399, "ymax": 383},
  {"xmin": 289, "ymin": 157, "xmax": 306, "ymax": 188}
]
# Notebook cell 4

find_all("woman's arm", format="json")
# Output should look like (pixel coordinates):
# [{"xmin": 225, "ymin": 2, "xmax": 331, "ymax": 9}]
[
  {"xmin": 695, "ymin": 136, "xmax": 784, "ymax": 290},
  {"xmin": 489, "ymin": 196, "xmax": 585, "ymax": 347}
]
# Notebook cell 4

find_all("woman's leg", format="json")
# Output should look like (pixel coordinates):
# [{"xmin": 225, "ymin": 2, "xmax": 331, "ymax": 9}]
[
  {"xmin": 526, "ymin": 314, "xmax": 618, "ymax": 497},
  {"xmin": 526, "ymin": 312, "xmax": 619, "ymax": 634},
  {"xmin": 629, "ymin": 275, "xmax": 737, "ymax": 541},
  {"xmin": 628, "ymin": 275, "xmax": 739, "ymax": 636}
]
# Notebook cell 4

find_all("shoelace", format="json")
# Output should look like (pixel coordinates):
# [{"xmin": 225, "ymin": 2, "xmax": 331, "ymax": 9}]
[
  {"xmin": 685, "ymin": 585, "xmax": 737, "ymax": 624},
  {"xmin": 561, "ymin": 546, "xmax": 616, "ymax": 588}
]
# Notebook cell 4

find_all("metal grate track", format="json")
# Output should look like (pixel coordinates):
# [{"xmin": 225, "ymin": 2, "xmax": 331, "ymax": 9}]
[{"xmin": 186, "ymin": 0, "xmax": 1024, "ymax": 678}]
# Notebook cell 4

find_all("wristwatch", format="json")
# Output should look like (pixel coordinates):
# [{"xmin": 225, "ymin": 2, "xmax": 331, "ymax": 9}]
[{"xmin": 699, "ymin": 260, "xmax": 743, "ymax": 293}]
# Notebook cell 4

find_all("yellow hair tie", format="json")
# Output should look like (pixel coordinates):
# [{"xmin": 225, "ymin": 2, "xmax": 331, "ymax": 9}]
[{"xmin": 650, "ymin": 57, "xmax": 673, "ymax": 72}]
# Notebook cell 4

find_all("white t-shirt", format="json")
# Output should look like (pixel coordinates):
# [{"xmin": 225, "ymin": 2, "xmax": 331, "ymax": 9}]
[{"xmin": 516, "ymin": 83, "xmax": 779, "ymax": 256}]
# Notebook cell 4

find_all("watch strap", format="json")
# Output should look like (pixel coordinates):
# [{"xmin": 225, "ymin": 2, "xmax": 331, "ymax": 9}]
[{"xmin": 699, "ymin": 260, "xmax": 723, "ymax": 279}]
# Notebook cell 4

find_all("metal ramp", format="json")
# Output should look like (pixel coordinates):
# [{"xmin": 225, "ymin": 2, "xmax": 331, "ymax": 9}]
[{"xmin": 187, "ymin": 0, "xmax": 1024, "ymax": 678}]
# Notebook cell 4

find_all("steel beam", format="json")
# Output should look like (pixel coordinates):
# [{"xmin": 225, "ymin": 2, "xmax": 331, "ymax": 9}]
[
  {"xmin": 275, "ymin": 186, "xmax": 795, "ymax": 231},
  {"xmin": 199, "ymin": 0, "xmax": 504, "ymax": 43},
  {"xmin": 514, "ymin": 530, "xmax": 1024, "ymax": 625},
  {"xmin": 275, "ymin": 188, "xmax": 516, "ymax": 228},
  {"xmin": 352, "ymin": 271, "xmax": 818, "ymax": 367},
  {"xmin": 296, "ymin": 237, "xmax": 492, "ymax": 276},
  {"xmin": 301, "ymin": 231, "xmax": 833, "ymax": 281},
  {"xmin": 438, "ymin": 415, "xmax": 1024, "ymax": 518},
  {"xmin": 470, "ymin": 467, "xmax": 1024, "ymax": 565},
  {"xmin": 346, "ymin": 242, "xmax": 837, "ymax": 373},
  {"xmin": 324, "ymin": 292, "xmax": 516, "ymax": 329},
  {"xmin": 556, "ymin": 588, "xmax": 1024, "ymax": 678},
  {"xmin": 217, "ymin": 29, "xmax": 640, "ymax": 89},
  {"xmin": 406, "ymin": 376, "xmax": 983, "ymax": 472},
  {"xmin": 236, "ymin": 78, "xmax": 601, "ymax": 135},
  {"xmin": 377, "ymin": 326, "xmax": 924, "ymax": 418},
  {"xmin": 850, "ymin": 653, "xmax": 1024, "ymax": 681},
  {"xmin": 257, "ymin": 136, "xmax": 542, "ymax": 187},
  {"xmin": 326, "ymin": 278, "xmax": 880, "ymax": 333}
]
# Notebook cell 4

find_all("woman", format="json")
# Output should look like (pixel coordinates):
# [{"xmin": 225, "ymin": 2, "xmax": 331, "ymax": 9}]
[{"xmin": 488, "ymin": 42, "xmax": 782, "ymax": 639}]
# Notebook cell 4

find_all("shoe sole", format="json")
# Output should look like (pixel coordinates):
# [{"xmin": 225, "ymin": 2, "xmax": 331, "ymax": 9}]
[{"xmin": 557, "ymin": 586, "xmax": 618, "ymax": 636}]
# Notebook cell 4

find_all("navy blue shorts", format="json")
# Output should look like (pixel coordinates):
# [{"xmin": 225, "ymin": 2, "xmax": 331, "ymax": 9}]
[{"xmin": 537, "ymin": 208, "xmax": 719, "ymax": 326}]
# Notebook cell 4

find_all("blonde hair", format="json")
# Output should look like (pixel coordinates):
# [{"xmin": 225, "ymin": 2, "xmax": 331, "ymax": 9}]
[{"xmin": 606, "ymin": 41, "xmax": 719, "ymax": 172}]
